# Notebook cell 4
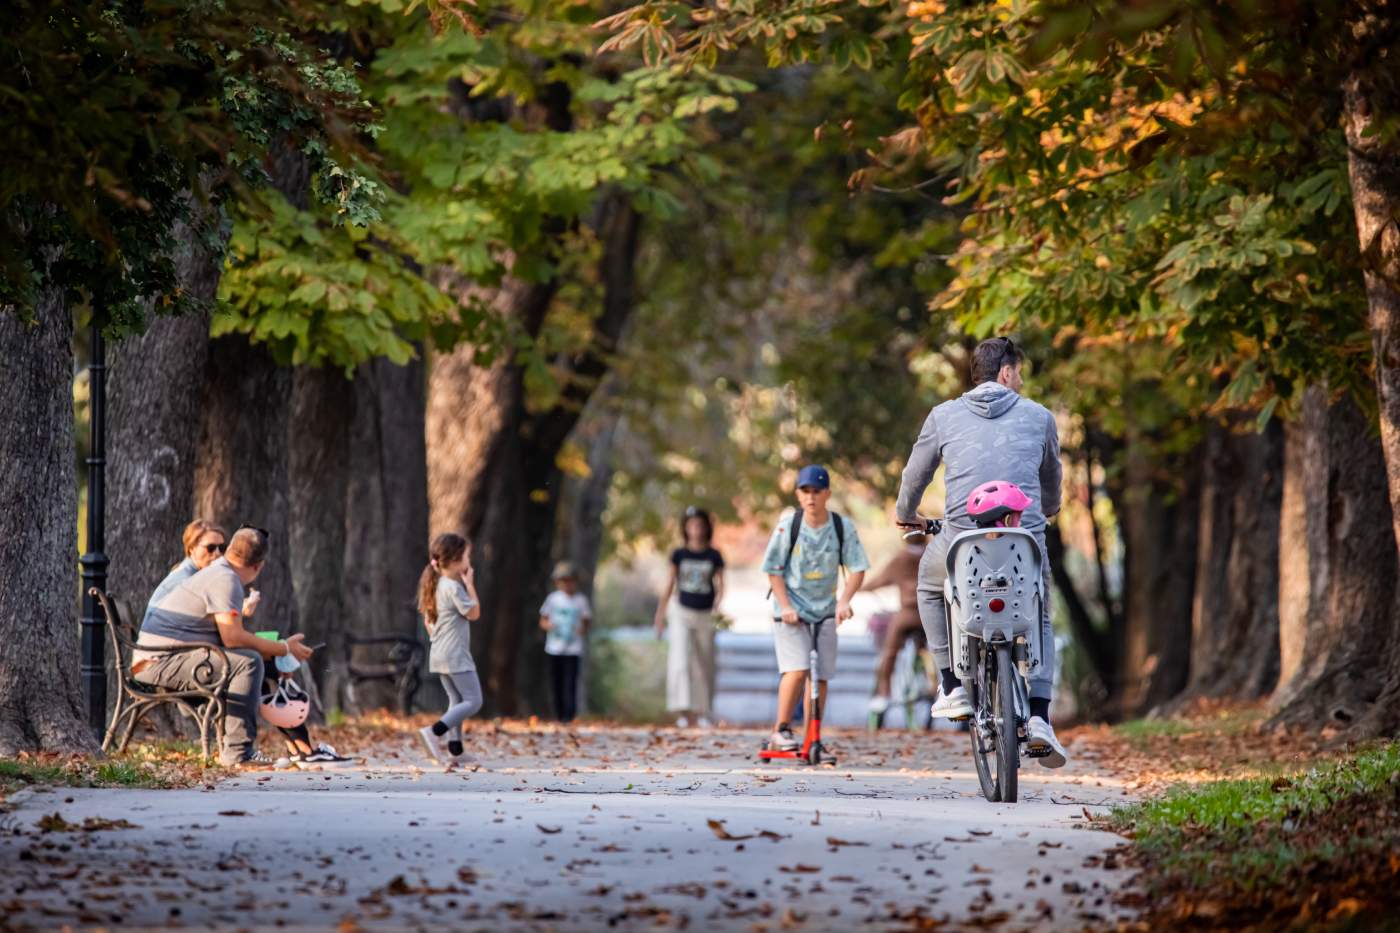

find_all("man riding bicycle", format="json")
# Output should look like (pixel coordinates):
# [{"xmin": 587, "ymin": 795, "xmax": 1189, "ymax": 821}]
[{"xmin": 895, "ymin": 337, "xmax": 1068, "ymax": 767}]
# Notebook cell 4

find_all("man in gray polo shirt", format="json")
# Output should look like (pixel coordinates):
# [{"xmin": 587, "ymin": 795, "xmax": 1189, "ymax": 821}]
[{"xmin": 135, "ymin": 527, "xmax": 313, "ymax": 766}]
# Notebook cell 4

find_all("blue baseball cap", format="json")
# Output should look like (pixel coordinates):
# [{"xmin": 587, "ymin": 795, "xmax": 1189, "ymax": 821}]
[{"xmin": 795, "ymin": 464, "xmax": 830, "ymax": 490}]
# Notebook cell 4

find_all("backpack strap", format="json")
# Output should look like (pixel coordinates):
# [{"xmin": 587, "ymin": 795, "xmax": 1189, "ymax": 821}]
[
  {"xmin": 768, "ymin": 510, "xmax": 848, "ymax": 600},
  {"xmin": 783, "ymin": 509, "xmax": 803, "ymax": 571}
]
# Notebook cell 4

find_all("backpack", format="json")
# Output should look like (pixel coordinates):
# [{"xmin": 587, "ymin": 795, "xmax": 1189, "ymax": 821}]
[{"xmin": 767, "ymin": 510, "xmax": 846, "ymax": 597}]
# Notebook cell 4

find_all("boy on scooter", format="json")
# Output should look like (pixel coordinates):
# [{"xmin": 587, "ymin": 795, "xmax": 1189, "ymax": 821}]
[{"xmin": 761, "ymin": 465, "xmax": 869, "ymax": 752}]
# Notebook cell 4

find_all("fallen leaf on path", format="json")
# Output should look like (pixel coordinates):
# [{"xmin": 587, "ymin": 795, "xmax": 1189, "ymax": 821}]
[
  {"xmin": 825, "ymin": 837, "xmax": 868, "ymax": 847},
  {"xmin": 536, "ymin": 824, "xmax": 562, "ymax": 834},
  {"xmin": 37, "ymin": 813, "xmax": 138, "ymax": 832},
  {"xmin": 968, "ymin": 829, "xmax": 993, "ymax": 836},
  {"xmin": 779, "ymin": 864, "xmax": 821, "ymax": 873},
  {"xmin": 811, "ymin": 810, "xmax": 821, "ymax": 825},
  {"xmin": 707, "ymin": 819, "xmax": 753, "ymax": 841},
  {"xmin": 217, "ymin": 810, "xmax": 249, "ymax": 817}
]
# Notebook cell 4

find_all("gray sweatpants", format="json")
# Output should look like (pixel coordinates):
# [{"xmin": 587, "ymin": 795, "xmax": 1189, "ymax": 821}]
[
  {"xmin": 135, "ymin": 646, "xmax": 264, "ymax": 765},
  {"xmin": 916, "ymin": 528, "xmax": 1055, "ymax": 702},
  {"xmin": 439, "ymin": 670, "xmax": 483, "ymax": 741}
]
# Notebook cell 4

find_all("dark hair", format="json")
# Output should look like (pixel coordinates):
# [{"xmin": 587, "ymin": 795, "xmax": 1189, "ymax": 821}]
[
  {"xmin": 226, "ymin": 527, "xmax": 268, "ymax": 566},
  {"xmin": 419, "ymin": 533, "xmax": 468, "ymax": 620},
  {"xmin": 681, "ymin": 506, "xmax": 713, "ymax": 547},
  {"xmin": 971, "ymin": 336, "xmax": 1023, "ymax": 385}
]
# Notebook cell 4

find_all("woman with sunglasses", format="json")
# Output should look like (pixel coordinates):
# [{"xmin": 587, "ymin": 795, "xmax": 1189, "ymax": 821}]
[{"xmin": 140, "ymin": 519, "xmax": 352, "ymax": 769}]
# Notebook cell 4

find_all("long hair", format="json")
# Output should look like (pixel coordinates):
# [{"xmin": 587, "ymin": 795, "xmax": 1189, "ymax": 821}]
[
  {"xmin": 418, "ymin": 533, "xmax": 468, "ymax": 621},
  {"xmin": 681, "ymin": 507, "xmax": 714, "ymax": 548},
  {"xmin": 181, "ymin": 519, "xmax": 227, "ymax": 557}
]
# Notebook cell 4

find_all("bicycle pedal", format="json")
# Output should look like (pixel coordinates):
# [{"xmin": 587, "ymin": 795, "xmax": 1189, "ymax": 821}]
[
  {"xmin": 1025, "ymin": 746, "xmax": 1052, "ymax": 758},
  {"xmin": 950, "ymin": 714, "xmax": 971, "ymax": 722}
]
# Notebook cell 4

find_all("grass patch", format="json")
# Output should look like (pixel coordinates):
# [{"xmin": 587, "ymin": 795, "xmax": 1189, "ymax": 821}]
[
  {"xmin": 1112, "ymin": 742, "xmax": 1400, "ymax": 928},
  {"xmin": 0, "ymin": 744, "xmax": 226, "ymax": 803}
]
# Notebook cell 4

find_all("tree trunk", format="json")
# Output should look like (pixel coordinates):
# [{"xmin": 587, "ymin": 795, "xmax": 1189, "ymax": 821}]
[
  {"xmin": 1271, "ymin": 391, "xmax": 1397, "ymax": 730},
  {"xmin": 288, "ymin": 366, "xmax": 352, "ymax": 694},
  {"xmin": 1341, "ymin": 48, "xmax": 1400, "ymax": 736},
  {"xmin": 1045, "ymin": 523, "xmax": 1115, "ymax": 700},
  {"xmin": 341, "ymin": 355, "xmax": 430, "ymax": 710},
  {"xmin": 193, "ymin": 337, "xmax": 297, "ymax": 638},
  {"xmin": 1272, "ymin": 386, "xmax": 1332, "ymax": 709},
  {"xmin": 1180, "ymin": 416, "xmax": 1283, "ymax": 702},
  {"xmin": 108, "ymin": 216, "xmax": 220, "ymax": 608},
  {"xmin": 0, "ymin": 286, "xmax": 97, "ymax": 753},
  {"xmin": 1114, "ymin": 440, "xmax": 1202, "ymax": 717},
  {"xmin": 427, "ymin": 197, "xmax": 641, "ymax": 715}
]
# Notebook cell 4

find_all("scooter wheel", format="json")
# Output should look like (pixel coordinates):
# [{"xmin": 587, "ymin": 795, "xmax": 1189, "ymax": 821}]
[{"xmin": 807, "ymin": 743, "xmax": 822, "ymax": 766}]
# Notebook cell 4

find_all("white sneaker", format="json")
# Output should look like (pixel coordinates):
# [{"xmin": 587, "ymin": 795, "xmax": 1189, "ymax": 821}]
[
  {"xmin": 695, "ymin": 716, "xmax": 713, "ymax": 728},
  {"xmin": 930, "ymin": 685, "xmax": 972, "ymax": 720},
  {"xmin": 675, "ymin": 715, "xmax": 691, "ymax": 728},
  {"xmin": 1026, "ymin": 716, "xmax": 1068, "ymax": 769},
  {"xmin": 418, "ymin": 725, "xmax": 446, "ymax": 763},
  {"xmin": 768, "ymin": 726, "xmax": 800, "ymax": 751},
  {"xmin": 867, "ymin": 695, "xmax": 891, "ymax": 715}
]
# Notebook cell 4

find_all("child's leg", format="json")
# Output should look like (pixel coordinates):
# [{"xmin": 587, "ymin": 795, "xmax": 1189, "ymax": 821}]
[
  {"xmin": 560, "ymin": 656, "xmax": 580, "ymax": 722},
  {"xmin": 774, "ymin": 670, "xmax": 807, "ymax": 729},
  {"xmin": 439, "ymin": 671, "xmax": 483, "ymax": 751},
  {"xmin": 438, "ymin": 674, "xmax": 465, "ymax": 741},
  {"xmin": 802, "ymin": 680, "xmax": 830, "ymax": 726},
  {"xmin": 548, "ymin": 655, "xmax": 568, "ymax": 721},
  {"xmin": 264, "ymin": 672, "xmax": 312, "ymax": 755}
]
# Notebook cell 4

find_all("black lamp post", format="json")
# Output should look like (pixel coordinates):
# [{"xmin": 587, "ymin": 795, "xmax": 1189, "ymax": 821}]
[{"xmin": 78, "ymin": 322, "xmax": 108, "ymax": 740}]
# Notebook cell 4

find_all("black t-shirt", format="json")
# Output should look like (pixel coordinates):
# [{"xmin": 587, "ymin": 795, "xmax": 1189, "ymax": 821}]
[{"xmin": 670, "ymin": 547, "xmax": 725, "ymax": 610}]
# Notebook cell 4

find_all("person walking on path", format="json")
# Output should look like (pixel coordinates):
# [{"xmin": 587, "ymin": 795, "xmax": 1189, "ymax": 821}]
[
  {"xmin": 762, "ymin": 465, "xmax": 869, "ymax": 751},
  {"xmin": 417, "ymin": 533, "xmax": 484, "ymax": 764},
  {"xmin": 653, "ymin": 507, "xmax": 725, "ymax": 728},
  {"xmin": 135, "ymin": 527, "xmax": 313, "ymax": 767},
  {"xmin": 895, "ymin": 336, "xmax": 1068, "ymax": 767},
  {"xmin": 540, "ymin": 562, "xmax": 591, "ymax": 723},
  {"xmin": 143, "ymin": 520, "xmax": 351, "ymax": 768},
  {"xmin": 864, "ymin": 532, "xmax": 927, "ymax": 720}
]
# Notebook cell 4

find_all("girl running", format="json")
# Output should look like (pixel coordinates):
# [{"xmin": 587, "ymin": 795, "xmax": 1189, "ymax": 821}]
[{"xmin": 417, "ymin": 533, "xmax": 484, "ymax": 763}]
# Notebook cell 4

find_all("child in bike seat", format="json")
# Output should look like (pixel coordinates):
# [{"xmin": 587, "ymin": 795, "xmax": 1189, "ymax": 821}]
[{"xmin": 760, "ymin": 464, "xmax": 869, "ymax": 752}]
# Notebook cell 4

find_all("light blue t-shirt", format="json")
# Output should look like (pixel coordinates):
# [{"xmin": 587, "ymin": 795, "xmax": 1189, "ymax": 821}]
[
  {"xmin": 144, "ymin": 558, "xmax": 199, "ymax": 621},
  {"xmin": 762, "ymin": 510, "xmax": 870, "ymax": 621}
]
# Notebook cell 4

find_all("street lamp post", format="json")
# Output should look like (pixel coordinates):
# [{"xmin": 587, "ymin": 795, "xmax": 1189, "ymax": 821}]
[{"xmin": 78, "ymin": 322, "xmax": 108, "ymax": 741}]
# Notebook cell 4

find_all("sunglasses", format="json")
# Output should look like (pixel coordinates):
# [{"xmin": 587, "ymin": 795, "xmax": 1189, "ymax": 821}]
[{"xmin": 200, "ymin": 542, "xmax": 226, "ymax": 554}]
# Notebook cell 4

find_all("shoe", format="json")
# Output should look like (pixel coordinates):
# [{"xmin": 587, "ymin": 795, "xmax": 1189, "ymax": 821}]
[
  {"xmin": 295, "ymin": 744, "xmax": 356, "ymax": 769},
  {"xmin": 931, "ymin": 685, "xmax": 972, "ymax": 720},
  {"xmin": 675, "ymin": 715, "xmax": 691, "ymax": 728},
  {"xmin": 1025, "ymin": 717, "xmax": 1067, "ymax": 768},
  {"xmin": 234, "ymin": 751, "xmax": 277, "ymax": 770},
  {"xmin": 695, "ymin": 716, "xmax": 713, "ymax": 728},
  {"xmin": 418, "ymin": 725, "xmax": 446, "ymax": 763},
  {"xmin": 867, "ymin": 695, "xmax": 891, "ymax": 715},
  {"xmin": 768, "ymin": 726, "xmax": 800, "ymax": 751},
  {"xmin": 274, "ymin": 755, "xmax": 295, "ymax": 770}
]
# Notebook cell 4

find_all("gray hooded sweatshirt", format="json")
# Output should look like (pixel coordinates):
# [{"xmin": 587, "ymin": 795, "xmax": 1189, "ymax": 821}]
[{"xmin": 896, "ymin": 382, "xmax": 1062, "ymax": 532}]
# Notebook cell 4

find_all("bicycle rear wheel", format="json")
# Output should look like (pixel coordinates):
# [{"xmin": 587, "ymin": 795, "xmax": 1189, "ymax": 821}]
[
  {"xmin": 994, "ymin": 643, "xmax": 1019, "ymax": 803},
  {"xmin": 969, "ymin": 645, "xmax": 999, "ymax": 802}
]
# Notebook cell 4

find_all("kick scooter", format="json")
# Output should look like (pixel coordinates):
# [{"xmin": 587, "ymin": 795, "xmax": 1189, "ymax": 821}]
[{"xmin": 758, "ymin": 616, "xmax": 836, "ymax": 766}]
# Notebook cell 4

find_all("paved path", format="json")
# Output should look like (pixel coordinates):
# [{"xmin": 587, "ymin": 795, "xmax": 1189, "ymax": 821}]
[{"xmin": 1, "ymin": 726, "xmax": 1136, "ymax": 930}]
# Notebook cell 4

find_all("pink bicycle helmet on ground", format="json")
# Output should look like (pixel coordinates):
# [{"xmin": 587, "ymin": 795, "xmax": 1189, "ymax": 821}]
[
  {"xmin": 967, "ymin": 481, "xmax": 1032, "ymax": 528},
  {"xmin": 260, "ymin": 678, "xmax": 310, "ymax": 729}
]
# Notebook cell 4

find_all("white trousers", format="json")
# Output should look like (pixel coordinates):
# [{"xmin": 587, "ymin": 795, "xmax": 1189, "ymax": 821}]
[{"xmin": 666, "ymin": 603, "xmax": 717, "ymax": 714}]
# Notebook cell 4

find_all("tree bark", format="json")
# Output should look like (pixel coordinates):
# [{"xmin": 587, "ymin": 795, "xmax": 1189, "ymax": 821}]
[
  {"xmin": 108, "ymin": 210, "xmax": 222, "ymax": 618},
  {"xmin": 193, "ymin": 336, "xmax": 297, "ymax": 638},
  {"xmin": 1180, "ymin": 416, "xmax": 1283, "ymax": 702},
  {"xmin": 427, "ymin": 197, "xmax": 641, "ymax": 715},
  {"xmin": 341, "ymin": 355, "xmax": 430, "ymax": 709},
  {"xmin": 1272, "ymin": 386, "xmax": 1332, "ymax": 708},
  {"xmin": 1113, "ymin": 439, "xmax": 1202, "ymax": 717},
  {"xmin": 1045, "ymin": 523, "xmax": 1115, "ymax": 700},
  {"xmin": 0, "ymin": 286, "xmax": 97, "ymax": 753},
  {"xmin": 1271, "ymin": 391, "xmax": 1397, "ymax": 730},
  {"xmin": 288, "ymin": 366, "xmax": 352, "ymax": 693},
  {"xmin": 1341, "ymin": 43, "xmax": 1400, "ymax": 736}
]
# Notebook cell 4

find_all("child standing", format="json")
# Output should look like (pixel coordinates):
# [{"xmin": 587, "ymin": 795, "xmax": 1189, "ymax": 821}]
[
  {"xmin": 417, "ymin": 533, "xmax": 484, "ymax": 763},
  {"xmin": 540, "ymin": 561, "xmax": 591, "ymax": 723},
  {"xmin": 761, "ymin": 465, "xmax": 869, "ymax": 751},
  {"xmin": 653, "ymin": 507, "xmax": 725, "ymax": 728}
]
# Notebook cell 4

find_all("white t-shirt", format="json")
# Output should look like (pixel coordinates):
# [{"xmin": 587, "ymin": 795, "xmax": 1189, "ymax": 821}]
[{"xmin": 541, "ymin": 591, "xmax": 591, "ymax": 656}]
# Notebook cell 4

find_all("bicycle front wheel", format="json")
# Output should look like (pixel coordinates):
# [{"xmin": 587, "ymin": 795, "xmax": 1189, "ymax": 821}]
[{"xmin": 969, "ymin": 645, "xmax": 999, "ymax": 802}]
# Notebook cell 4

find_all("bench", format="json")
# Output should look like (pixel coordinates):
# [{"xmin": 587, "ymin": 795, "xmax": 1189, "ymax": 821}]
[
  {"xmin": 338, "ymin": 631, "xmax": 424, "ymax": 715},
  {"xmin": 91, "ymin": 588, "xmax": 232, "ymax": 761}
]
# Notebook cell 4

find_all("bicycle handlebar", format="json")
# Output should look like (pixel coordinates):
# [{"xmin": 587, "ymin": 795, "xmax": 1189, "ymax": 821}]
[{"xmin": 899, "ymin": 517, "xmax": 942, "ymax": 540}]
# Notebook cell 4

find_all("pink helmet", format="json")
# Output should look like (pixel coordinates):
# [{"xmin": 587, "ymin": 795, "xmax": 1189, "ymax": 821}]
[
  {"xmin": 260, "ymin": 679, "xmax": 310, "ymax": 729},
  {"xmin": 967, "ymin": 481, "xmax": 1032, "ymax": 528}
]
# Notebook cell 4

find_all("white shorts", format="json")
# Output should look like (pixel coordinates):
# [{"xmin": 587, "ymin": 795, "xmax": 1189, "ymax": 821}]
[{"xmin": 772, "ymin": 619, "xmax": 837, "ymax": 680}]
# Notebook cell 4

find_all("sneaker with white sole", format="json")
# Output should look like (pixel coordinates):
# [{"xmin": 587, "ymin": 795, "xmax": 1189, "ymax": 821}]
[
  {"xmin": 1025, "ymin": 716, "xmax": 1068, "ymax": 769},
  {"xmin": 234, "ymin": 750, "xmax": 277, "ymax": 770},
  {"xmin": 294, "ymin": 744, "xmax": 356, "ymax": 769},
  {"xmin": 695, "ymin": 716, "xmax": 713, "ymax": 728},
  {"xmin": 867, "ymin": 695, "xmax": 891, "ymax": 716},
  {"xmin": 675, "ymin": 715, "xmax": 691, "ymax": 729},
  {"xmin": 768, "ymin": 726, "xmax": 800, "ymax": 751},
  {"xmin": 418, "ymin": 725, "xmax": 447, "ymax": 763},
  {"xmin": 930, "ymin": 685, "xmax": 972, "ymax": 720}
]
